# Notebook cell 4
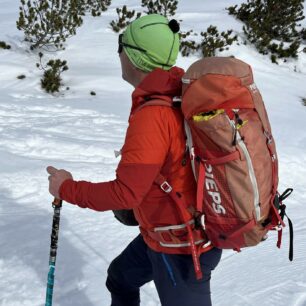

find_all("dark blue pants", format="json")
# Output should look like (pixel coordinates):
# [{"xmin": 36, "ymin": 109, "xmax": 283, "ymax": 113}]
[{"xmin": 106, "ymin": 234, "xmax": 222, "ymax": 306}]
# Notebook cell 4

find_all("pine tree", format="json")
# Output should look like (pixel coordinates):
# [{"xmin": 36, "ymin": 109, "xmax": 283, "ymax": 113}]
[
  {"xmin": 180, "ymin": 26, "xmax": 238, "ymax": 58},
  {"xmin": 180, "ymin": 30, "xmax": 199, "ymax": 57},
  {"xmin": 80, "ymin": 0, "xmax": 111, "ymax": 17},
  {"xmin": 110, "ymin": 1, "xmax": 178, "ymax": 35},
  {"xmin": 227, "ymin": 0, "xmax": 305, "ymax": 63},
  {"xmin": 16, "ymin": 0, "xmax": 111, "ymax": 50},
  {"xmin": 37, "ymin": 52, "xmax": 69, "ymax": 93},
  {"xmin": 200, "ymin": 26, "xmax": 238, "ymax": 57},
  {"xmin": 110, "ymin": 5, "xmax": 141, "ymax": 33},
  {"xmin": 141, "ymin": 0, "xmax": 178, "ymax": 17}
]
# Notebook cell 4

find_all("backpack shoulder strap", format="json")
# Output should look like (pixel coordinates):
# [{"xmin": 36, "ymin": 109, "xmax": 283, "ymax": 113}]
[
  {"xmin": 133, "ymin": 96, "xmax": 182, "ymax": 114},
  {"xmin": 134, "ymin": 99, "xmax": 173, "ymax": 114}
]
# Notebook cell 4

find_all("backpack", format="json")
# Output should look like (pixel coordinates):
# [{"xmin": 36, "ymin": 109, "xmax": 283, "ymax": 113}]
[
  {"xmin": 180, "ymin": 56, "xmax": 293, "ymax": 247},
  {"xmin": 152, "ymin": 57, "xmax": 293, "ymax": 279}
]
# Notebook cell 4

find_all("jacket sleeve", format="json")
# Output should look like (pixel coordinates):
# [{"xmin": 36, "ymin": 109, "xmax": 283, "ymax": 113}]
[{"xmin": 59, "ymin": 106, "xmax": 171, "ymax": 211}]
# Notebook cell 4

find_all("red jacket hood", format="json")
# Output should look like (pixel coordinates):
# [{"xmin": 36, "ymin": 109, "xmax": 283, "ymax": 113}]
[{"xmin": 131, "ymin": 66, "xmax": 185, "ymax": 114}]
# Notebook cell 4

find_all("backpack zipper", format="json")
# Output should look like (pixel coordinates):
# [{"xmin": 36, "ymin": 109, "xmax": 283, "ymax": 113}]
[
  {"xmin": 184, "ymin": 120, "xmax": 196, "ymax": 178},
  {"xmin": 226, "ymin": 113, "xmax": 261, "ymax": 220}
]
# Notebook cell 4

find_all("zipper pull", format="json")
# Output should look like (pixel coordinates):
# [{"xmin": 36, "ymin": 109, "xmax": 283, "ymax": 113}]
[
  {"xmin": 181, "ymin": 146, "xmax": 188, "ymax": 166},
  {"xmin": 232, "ymin": 111, "xmax": 243, "ymax": 146}
]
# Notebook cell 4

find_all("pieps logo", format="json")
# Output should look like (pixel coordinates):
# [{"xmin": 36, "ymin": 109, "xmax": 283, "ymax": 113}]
[{"xmin": 205, "ymin": 164, "xmax": 226, "ymax": 215}]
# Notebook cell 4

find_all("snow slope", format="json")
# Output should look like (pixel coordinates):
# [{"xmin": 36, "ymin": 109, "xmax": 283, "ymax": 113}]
[{"xmin": 0, "ymin": 1, "xmax": 305, "ymax": 305}]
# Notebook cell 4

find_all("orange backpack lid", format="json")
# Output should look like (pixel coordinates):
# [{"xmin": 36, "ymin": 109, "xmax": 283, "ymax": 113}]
[{"xmin": 182, "ymin": 57, "xmax": 255, "ymax": 119}]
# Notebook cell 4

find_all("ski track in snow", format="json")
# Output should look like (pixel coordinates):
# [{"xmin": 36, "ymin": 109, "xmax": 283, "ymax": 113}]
[
  {"xmin": 0, "ymin": 102, "xmax": 125, "ymax": 163},
  {"xmin": 1, "ymin": 0, "xmax": 306, "ymax": 306}
]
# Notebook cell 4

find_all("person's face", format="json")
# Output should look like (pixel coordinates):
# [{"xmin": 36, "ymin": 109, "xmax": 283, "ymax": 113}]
[
  {"xmin": 118, "ymin": 33, "xmax": 148, "ymax": 87},
  {"xmin": 119, "ymin": 50, "xmax": 136, "ymax": 86}
]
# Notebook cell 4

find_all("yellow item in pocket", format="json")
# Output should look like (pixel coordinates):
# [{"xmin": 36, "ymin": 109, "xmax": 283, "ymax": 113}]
[
  {"xmin": 237, "ymin": 120, "xmax": 248, "ymax": 129},
  {"xmin": 192, "ymin": 109, "xmax": 225, "ymax": 122}
]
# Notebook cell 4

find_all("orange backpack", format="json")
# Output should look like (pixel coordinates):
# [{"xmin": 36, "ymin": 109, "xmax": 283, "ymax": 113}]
[{"xmin": 180, "ymin": 57, "xmax": 293, "ymax": 253}]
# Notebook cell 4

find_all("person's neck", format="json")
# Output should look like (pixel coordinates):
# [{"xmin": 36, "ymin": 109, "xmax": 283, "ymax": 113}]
[{"xmin": 130, "ymin": 70, "xmax": 149, "ymax": 88}]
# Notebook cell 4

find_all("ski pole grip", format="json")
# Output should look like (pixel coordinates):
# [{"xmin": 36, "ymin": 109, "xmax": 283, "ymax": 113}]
[{"xmin": 52, "ymin": 198, "xmax": 62, "ymax": 207}]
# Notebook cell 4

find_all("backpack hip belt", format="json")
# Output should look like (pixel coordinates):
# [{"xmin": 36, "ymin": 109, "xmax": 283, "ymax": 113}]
[{"xmin": 147, "ymin": 219, "xmax": 211, "ymax": 248}]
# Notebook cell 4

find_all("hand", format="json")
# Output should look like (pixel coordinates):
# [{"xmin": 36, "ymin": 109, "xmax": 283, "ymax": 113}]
[{"xmin": 47, "ymin": 166, "xmax": 73, "ymax": 199}]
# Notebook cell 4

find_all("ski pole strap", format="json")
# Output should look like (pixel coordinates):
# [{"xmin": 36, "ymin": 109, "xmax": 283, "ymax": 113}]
[{"xmin": 45, "ymin": 198, "xmax": 62, "ymax": 306}]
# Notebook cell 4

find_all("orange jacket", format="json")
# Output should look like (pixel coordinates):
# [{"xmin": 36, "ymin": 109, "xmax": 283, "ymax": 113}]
[{"xmin": 59, "ymin": 67, "xmax": 197, "ymax": 254}]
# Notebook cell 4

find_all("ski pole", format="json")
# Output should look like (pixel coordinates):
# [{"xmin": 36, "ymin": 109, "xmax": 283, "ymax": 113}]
[{"xmin": 45, "ymin": 198, "xmax": 62, "ymax": 306}]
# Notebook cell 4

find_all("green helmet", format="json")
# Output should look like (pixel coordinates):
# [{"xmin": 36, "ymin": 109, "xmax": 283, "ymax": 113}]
[{"xmin": 122, "ymin": 14, "xmax": 180, "ymax": 72}]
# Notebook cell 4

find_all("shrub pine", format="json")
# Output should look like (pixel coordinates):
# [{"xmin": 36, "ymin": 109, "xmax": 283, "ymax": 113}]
[
  {"xmin": 141, "ymin": 0, "xmax": 178, "ymax": 17},
  {"xmin": 17, "ymin": 0, "xmax": 111, "ymax": 50},
  {"xmin": 227, "ymin": 0, "xmax": 305, "ymax": 63},
  {"xmin": 110, "ymin": 5, "xmax": 141, "ymax": 33},
  {"xmin": 37, "ymin": 52, "xmax": 68, "ymax": 93}
]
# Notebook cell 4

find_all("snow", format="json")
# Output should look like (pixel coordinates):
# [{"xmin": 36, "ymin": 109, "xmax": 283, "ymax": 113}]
[{"xmin": 0, "ymin": 0, "xmax": 306, "ymax": 305}]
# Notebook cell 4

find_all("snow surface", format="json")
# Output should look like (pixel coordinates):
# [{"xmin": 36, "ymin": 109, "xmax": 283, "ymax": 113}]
[{"xmin": 0, "ymin": 0, "xmax": 306, "ymax": 305}]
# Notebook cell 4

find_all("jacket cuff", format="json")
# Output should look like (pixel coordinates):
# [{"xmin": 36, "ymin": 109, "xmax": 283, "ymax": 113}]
[{"xmin": 59, "ymin": 179, "xmax": 87, "ymax": 208}]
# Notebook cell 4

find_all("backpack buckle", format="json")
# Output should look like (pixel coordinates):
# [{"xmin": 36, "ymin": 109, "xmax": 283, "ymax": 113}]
[
  {"xmin": 273, "ymin": 225, "xmax": 283, "ymax": 231},
  {"xmin": 194, "ymin": 211, "xmax": 206, "ymax": 230},
  {"xmin": 202, "ymin": 240, "xmax": 212, "ymax": 249},
  {"xmin": 160, "ymin": 181, "xmax": 172, "ymax": 193},
  {"xmin": 200, "ymin": 214, "xmax": 206, "ymax": 230},
  {"xmin": 264, "ymin": 130, "xmax": 273, "ymax": 144}
]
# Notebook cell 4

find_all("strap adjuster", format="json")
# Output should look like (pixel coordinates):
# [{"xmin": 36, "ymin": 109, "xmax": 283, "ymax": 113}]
[{"xmin": 160, "ymin": 181, "xmax": 172, "ymax": 193}]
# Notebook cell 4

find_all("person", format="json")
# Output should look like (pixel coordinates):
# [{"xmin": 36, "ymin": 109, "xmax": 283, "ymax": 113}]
[{"xmin": 47, "ymin": 14, "xmax": 222, "ymax": 306}]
